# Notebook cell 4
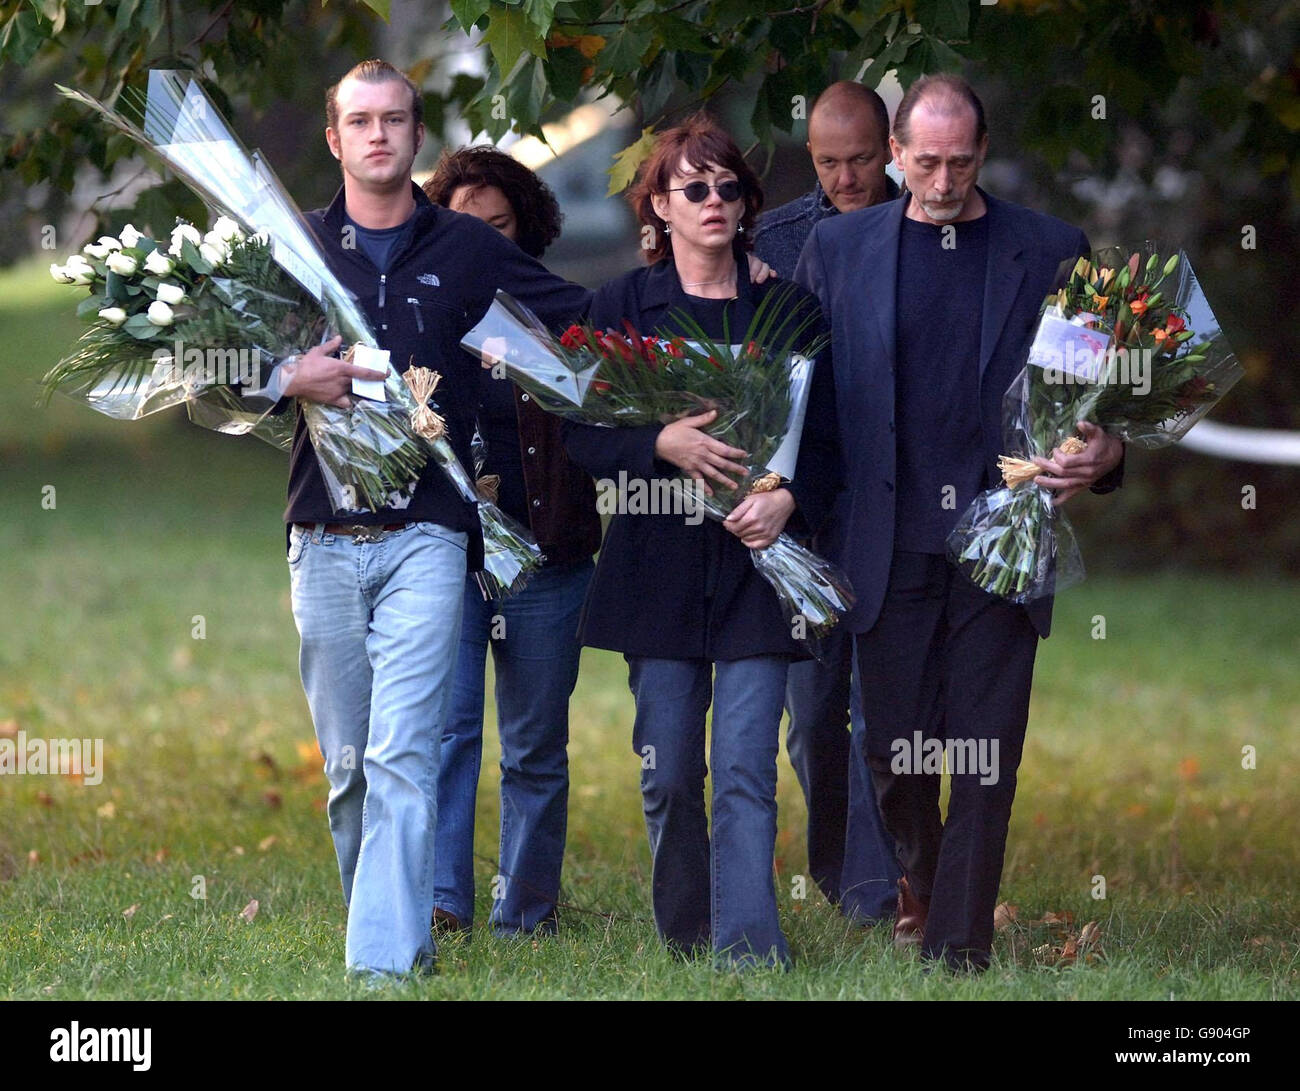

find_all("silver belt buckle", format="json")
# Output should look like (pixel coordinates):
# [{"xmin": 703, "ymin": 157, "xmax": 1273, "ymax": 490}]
[{"xmin": 348, "ymin": 525, "xmax": 390, "ymax": 544}]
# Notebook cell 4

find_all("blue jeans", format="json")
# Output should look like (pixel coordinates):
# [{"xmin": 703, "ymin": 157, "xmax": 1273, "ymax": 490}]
[
  {"xmin": 288, "ymin": 521, "xmax": 468, "ymax": 975},
  {"xmin": 434, "ymin": 558, "xmax": 592, "ymax": 932},
  {"xmin": 627, "ymin": 655, "xmax": 791, "ymax": 969},
  {"xmin": 786, "ymin": 626, "xmax": 900, "ymax": 920}
]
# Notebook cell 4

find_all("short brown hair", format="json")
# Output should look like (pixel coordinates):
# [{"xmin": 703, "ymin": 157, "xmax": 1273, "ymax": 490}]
[
  {"xmin": 423, "ymin": 145, "xmax": 563, "ymax": 259},
  {"xmin": 628, "ymin": 113, "xmax": 763, "ymax": 264},
  {"xmin": 326, "ymin": 59, "xmax": 423, "ymax": 131}
]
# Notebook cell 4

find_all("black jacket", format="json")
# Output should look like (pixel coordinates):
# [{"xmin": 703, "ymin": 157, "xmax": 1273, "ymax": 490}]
[
  {"xmin": 564, "ymin": 254, "xmax": 840, "ymax": 661},
  {"xmin": 287, "ymin": 183, "xmax": 591, "ymax": 563}
]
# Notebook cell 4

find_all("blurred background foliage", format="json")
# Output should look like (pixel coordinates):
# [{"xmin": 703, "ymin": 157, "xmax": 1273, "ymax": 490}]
[{"xmin": 2, "ymin": 0, "xmax": 1298, "ymax": 572}]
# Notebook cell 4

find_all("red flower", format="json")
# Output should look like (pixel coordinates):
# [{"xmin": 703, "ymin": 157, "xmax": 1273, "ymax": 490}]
[
  {"xmin": 744, "ymin": 341, "xmax": 760, "ymax": 359},
  {"xmin": 602, "ymin": 332, "xmax": 635, "ymax": 364},
  {"xmin": 559, "ymin": 324, "xmax": 588, "ymax": 349},
  {"xmin": 592, "ymin": 380, "xmax": 612, "ymax": 395},
  {"xmin": 707, "ymin": 355, "xmax": 722, "ymax": 370},
  {"xmin": 1166, "ymin": 314, "xmax": 1186, "ymax": 335},
  {"xmin": 667, "ymin": 338, "xmax": 685, "ymax": 359}
]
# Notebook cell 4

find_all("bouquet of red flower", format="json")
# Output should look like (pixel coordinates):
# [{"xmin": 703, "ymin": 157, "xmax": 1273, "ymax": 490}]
[
  {"xmin": 462, "ymin": 287, "xmax": 853, "ymax": 654},
  {"xmin": 948, "ymin": 243, "xmax": 1243, "ymax": 602}
]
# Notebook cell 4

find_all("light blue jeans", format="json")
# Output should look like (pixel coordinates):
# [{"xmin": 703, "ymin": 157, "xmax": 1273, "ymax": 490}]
[
  {"xmin": 288, "ymin": 520, "xmax": 467, "ymax": 975},
  {"xmin": 627, "ymin": 655, "xmax": 791, "ymax": 970}
]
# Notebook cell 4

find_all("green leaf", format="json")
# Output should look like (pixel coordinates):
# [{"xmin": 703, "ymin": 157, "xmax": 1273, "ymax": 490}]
[
  {"xmin": 910, "ymin": 34, "xmax": 965, "ymax": 77},
  {"xmin": 76, "ymin": 294, "xmax": 108, "ymax": 321},
  {"xmin": 358, "ymin": 0, "xmax": 393, "ymax": 20},
  {"xmin": 522, "ymin": 0, "xmax": 560, "ymax": 36},
  {"xmin": 106, "ymin": 271, "xmax": 131, "ymax": 304},
  {"xmin": 123, "ymin": 313, "xmax": 161, "ymax": 340},
  {"xmin": 449, "ymin": 0, "xmax": 491, "ymax": 30},
  {"xmin": 607, "ymin": 126, "xmax": 657, "ymax": 197},
  {"xmin": 914, "ymin": 0, "xmax": 970, "ymax": 40},
  {"xmin": 602, "ymin": 25, "xmax": 652, "ymax": 74},
  {"xmin": 482, "ymin": 6, "xmax": 545, "ymax": 76}
]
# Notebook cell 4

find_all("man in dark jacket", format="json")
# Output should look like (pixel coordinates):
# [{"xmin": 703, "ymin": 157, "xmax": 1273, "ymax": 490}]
[
  {"xmin": 753, "ymin": 80, "xmax": 901, "ymax": 921},
  {"xmin": 796, "ymin": 74, "xmax": 1124, "ymax": 971},
  {"xmin": 282, "ymin": 60, "xmax": 588, "ymax": 978}
]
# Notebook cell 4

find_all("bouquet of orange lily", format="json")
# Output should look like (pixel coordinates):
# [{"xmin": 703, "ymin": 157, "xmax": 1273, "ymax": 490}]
[{"xmin": 948, "ymin": 243, "xmax": 1243, "ymax": 602}]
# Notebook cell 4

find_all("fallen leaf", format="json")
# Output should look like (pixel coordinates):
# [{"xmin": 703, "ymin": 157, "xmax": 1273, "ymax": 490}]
[
  {"xmin": 35, "ymin": 791, "xmax": 54, "ymax": 807},
  {"xmin": 122, "ymin": 903, "xmax": 140, "ymax": 920},
  {"xmin": 254, "ymin": 750, "xmax": 279, "ymax": 774},
  {"xmin": 239, "ymin": 899, "xmax": 259, "ymax": 923},
  {"xmin": 1040, "ymin": 910, "xmax": 1074, "ymax": 927},
  {"xmin": 1060, "ymin": 936, "xmax": 1079, "ymax": 963},
  {"xmin": 97, "ymin": 800, "xmax": 116, "ymax": 819},
  {"xmin": 994, "ymin": 903, "xmax": 1019, "ymax": 931},
  {"xmin": 1078, "ymin": 921, "xmax": 1103, "ymax": 949},
  {"xmin": 262, "ymin": 790, "xmax": 282, "ymax": 809},
  {"xmin": 295, "ymin": 740, "xmax": 322, "ymax": 762},
  {"xmin": 1177, "ymin": 756, "xmax": 1200, "ymax": 782},
  {"xmin": 27, "ymin": 850, "xmax": 40, "ymax": 864},
  {"xmin": 231, "ymin": 845, "xmax": 245, "ymax": 856},
  {"xmin": 258, "ymin": 835, "xmax": 278, "ymax": 852},
  {"xmin": 152, "ymin": 847, "xmax": 170, "ymax": 863}
]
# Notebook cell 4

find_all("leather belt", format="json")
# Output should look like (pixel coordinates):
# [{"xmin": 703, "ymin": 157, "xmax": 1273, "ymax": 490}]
[{"xmin": 295, "ymin": 522, "xmax": 410, "ymax": 543}]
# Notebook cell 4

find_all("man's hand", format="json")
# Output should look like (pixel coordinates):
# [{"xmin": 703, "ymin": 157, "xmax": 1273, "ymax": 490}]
[
  {"xmin": 654, "ymin": 408, "xmax": 749, "ymax": 495},
  {"xmin": 281, "ymin": 335, "xmax": 389, "ymax": 408},
  {"xmin": 1032, "ymin": 420, "xmax": 1124, "ymax": 506},
  {"xmin": 747, "ymin": 253, "xmax": 777, "ymax": 284},
  {"xmin": 723, "ymin": 488, "xmax": 795, "ymax": 549}
]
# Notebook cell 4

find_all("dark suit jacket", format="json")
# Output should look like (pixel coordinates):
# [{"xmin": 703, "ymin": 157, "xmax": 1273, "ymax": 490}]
[
  {"xmin": 563, "ymin": 253, "xmax": 840, "ymax": 661},
  {"xmin": 795, "ymin": 188, "xmax": 1096, "ymax": 639}
]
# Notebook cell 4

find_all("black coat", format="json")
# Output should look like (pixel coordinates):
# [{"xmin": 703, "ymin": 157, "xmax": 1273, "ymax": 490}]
[
  {"xmin": 563, "ymin": 254, "xmax": 840, "ymax": 661},
  {"xmin": 795, "ymin": 189, "xmax": 1121, "ymax": 638}
]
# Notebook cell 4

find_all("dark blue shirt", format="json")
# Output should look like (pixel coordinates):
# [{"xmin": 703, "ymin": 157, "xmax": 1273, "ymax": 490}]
[
  {"xmin": 346, "ymin": 214, "xmax": 404, "ymax": 273},
  {"xmin": 893, "ymin": 213, "xmax": 990, "ymax": 553}
]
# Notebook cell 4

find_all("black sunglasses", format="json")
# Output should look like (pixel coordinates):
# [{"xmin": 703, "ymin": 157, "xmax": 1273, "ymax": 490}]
[{"xmin": 667, "ymin": 179, "xmax": 743, "ymax": 203}]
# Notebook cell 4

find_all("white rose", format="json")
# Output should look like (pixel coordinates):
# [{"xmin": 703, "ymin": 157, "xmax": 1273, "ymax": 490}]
[
  {"xmin": 155, "ymin": 281, "xmax": 187, "ymax": 305},
  {"xmin": 105, "ymin": 251, "xmax": 139, "ymax": 276},
  {"xmin": 98, "ymin": 306, "xmax": 128, "ymax": 327},
  {"xmin": 143, "ymin": 249, "xmax": 175, "ymax": 276},
  {"xmin": 50, "ymin": 263, "xmax": 74, "ymax": 284},
  {"xmin": 119, "ymin": 224, "xmax": 144, "ymax": 248},
  {"xmin": 168, "ymin": 223, "xmax": 202, "ymax": 257},
  {"xmin": 83, "ymin": 240, "xmax": 111, "ymax": 259},
  {"xmin": 63, "ymin": 255, "xmax": 95, "ymax": 285},
  {"xmin": 199, "ymin": 241, "xmax": 227, "ymax": 267},
  {"xmin": 209, "ymin": 215, "xmax": 244, "ymax": 244},
  {"xmin": 146, "ymin": 300, "xmax": 175, "ymax": 326}
]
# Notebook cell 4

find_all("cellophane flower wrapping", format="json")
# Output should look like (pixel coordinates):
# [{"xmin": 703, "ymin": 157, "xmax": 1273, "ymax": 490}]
[
  {"xmin": 51, "ymin": 70, "xmax": 545, "ymax": 593},
  {"xmin": 947, "ymin": 244, "xmax": 1242, "ymax": 603},
  {"xmin": 462, "ymin": 287, "xmax": 855, "ymax": 656}
]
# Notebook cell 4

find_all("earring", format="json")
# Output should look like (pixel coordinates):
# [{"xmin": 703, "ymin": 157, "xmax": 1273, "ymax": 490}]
[
  {"xmin": 664, "ymin": 223, "xmax": 672, "ymax": 233},
  {"xmin": 736, "ymin": 224, "xmax": 745, "ymax": 234}
]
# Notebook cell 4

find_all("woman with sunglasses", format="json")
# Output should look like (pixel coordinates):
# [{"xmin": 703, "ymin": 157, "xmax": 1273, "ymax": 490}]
[{"xmin": 564, "ymin": 115, "xmax": 841, "ymax": 968}]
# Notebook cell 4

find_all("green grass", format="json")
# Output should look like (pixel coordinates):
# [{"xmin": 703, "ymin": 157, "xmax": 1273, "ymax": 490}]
[{"xmin": 2, "ymin": 258, "xmax": 1298, "ymax": 999}]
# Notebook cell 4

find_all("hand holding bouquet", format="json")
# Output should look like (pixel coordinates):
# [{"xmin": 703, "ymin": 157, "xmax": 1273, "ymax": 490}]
[
  {"xmin": 462, "ymin": 286, "xmax": 855, "ymax": 654},
  {"xmin": 948, "ymin": 243, "xmax": 1243, "ymax": 602}
]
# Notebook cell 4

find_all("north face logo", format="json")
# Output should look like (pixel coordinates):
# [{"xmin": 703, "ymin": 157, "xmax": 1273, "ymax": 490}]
[{"xmin": 417, "ymin": 273, "xmax": 441, "ymax": 287}]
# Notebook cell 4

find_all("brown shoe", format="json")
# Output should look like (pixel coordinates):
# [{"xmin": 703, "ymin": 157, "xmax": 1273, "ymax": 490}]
[
  {"xmin": 892, "ymin": 876, "xmax": 929, "ymax": 949},
  {"xmin": 432, "ymin": 907, "xmax": 463, "ymax": 933}
]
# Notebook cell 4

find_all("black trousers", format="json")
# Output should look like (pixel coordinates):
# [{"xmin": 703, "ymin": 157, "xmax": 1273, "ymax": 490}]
[{"xmin": 854, "ymin": 552, "xmax": 1039, "ymax": 968}]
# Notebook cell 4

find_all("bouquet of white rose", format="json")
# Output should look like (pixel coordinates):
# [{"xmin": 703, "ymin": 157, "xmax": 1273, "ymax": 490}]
[{"xmin": 48, "ymin": 70, "xmax": 543, "ymax": 597}]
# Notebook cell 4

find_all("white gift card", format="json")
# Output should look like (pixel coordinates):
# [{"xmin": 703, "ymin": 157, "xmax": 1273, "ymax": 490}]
[{"xmin": 350, "ymin": 344, "xmax": 390, "ymax": 401}]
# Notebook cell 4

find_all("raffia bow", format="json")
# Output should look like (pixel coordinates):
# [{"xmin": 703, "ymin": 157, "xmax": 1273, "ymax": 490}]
[
  {"xmin": 998, "ymin": 435, "xmax": 1087, "ymax": 488},
  {"xmin": 747, "ymin": 471, "xmax": 783, "ymax": 494},
  {"xmin": 401, "ymin": 365, "xmax": 446, "ymax": 441},
  {"xmin": 475, "ymin": 474, "xmax": 501, "ymax": 503}
]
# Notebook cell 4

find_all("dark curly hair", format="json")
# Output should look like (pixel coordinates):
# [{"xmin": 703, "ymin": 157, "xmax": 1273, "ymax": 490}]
[
  {"xmin": 423, "ymin": 145, "xmax": 563, "ymax": 259},
  {"xmin": 627, "ymin": 113, "xmax": 763, "ymax": 264}
]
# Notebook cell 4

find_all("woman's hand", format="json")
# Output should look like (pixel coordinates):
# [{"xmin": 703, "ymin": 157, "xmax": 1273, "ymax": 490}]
[
  {"xmin": 746, "ymin": 253, "xmax": 778, "ymax": 284},
  {"xmin": 654, "ymin": 408, "xmax": 749, "ymax": 495},
  {"xmin": 723, "ymin": 488, "xmax": 795, "ymax": 549}
]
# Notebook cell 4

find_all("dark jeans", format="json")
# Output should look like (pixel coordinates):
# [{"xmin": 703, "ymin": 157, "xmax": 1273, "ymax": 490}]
[
  {"xmin": 854, "ymin": 552, "xmax": 1039, "ymax": 969},
  {"xmin": 785, "ymin": 627, "xmax": 899, "ymax": 918},
  {"xmin": 434, "ymin": 558, "xmax": 591, "ymax": 933},
  {"xmin": 627, "ymin": 655, "xmax": 791, "ymax": 969}
]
